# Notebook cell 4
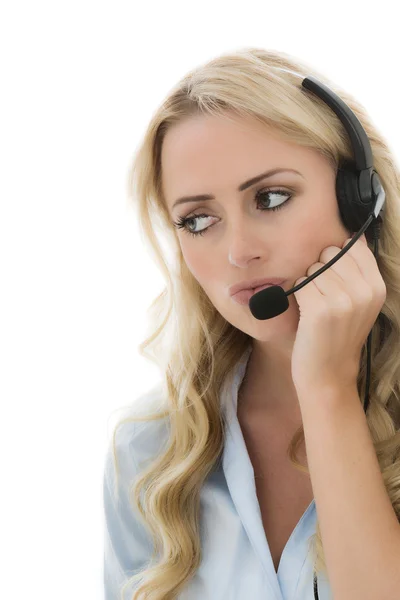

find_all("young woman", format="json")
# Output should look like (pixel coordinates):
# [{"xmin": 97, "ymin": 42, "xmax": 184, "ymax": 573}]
[{"xmin": 103, "ymin": 47, "xmax": 400, "ymax": 600}]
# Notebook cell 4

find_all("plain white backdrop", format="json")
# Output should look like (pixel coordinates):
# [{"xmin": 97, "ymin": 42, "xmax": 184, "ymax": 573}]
[{"xmin": 1, "ymin": 1, "xmax": 399, "ymax": 598}]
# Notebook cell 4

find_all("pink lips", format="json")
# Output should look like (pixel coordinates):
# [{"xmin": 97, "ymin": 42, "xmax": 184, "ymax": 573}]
[{"xmin": 231, "ymin": 282, "xmax": 284, "ymax": 306}]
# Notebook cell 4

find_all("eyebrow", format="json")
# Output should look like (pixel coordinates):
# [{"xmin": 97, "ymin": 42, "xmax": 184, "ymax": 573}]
[{"xmin": 171, "ymin": 167, "xmax": 304, "ymax": 210}]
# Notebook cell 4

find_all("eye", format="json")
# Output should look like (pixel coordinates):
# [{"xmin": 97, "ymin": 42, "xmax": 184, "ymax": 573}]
[{"xmin": 172, "ymin": 187, "xmax": 293, "ymax": 238}]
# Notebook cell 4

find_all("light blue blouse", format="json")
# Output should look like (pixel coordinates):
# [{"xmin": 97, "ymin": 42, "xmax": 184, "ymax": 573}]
[{"xmin": 103, "ymin": 346, "xmax": 333, "ymax": 599}]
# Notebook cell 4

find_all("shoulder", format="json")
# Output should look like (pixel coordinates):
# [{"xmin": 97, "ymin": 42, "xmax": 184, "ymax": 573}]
[
  {"xmin": 104, "ymin": 384, "xmax": 171, "ymax": 502},
  {"xmin": 103, "ymin": 385, "xmax": 171, "ymax": 596}
]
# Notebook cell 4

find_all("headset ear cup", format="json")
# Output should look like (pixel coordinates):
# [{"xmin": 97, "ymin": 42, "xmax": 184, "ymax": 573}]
[
  {"xmin": 336, "ymin": 168, "xmax": 353, "ymax": 231},
  {"xmin": 336, "ymin": 165, "xmax": 369, "ymax": 234}
]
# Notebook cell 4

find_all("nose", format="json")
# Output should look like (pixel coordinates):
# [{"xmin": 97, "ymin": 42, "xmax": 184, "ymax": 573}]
[{"xmin": 227, "ymin": 222, "xmax": 264, "ymax": 266}]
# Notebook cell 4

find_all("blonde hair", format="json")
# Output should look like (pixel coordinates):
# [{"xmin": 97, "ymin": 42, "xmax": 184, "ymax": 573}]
[{"xmin": 111, "ymin": 47, "xmax": 400, "ymax": 599}]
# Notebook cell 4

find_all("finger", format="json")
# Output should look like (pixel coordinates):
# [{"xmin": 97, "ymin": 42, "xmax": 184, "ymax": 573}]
[{"xmin": 340, "ymin": 235, "xmax": 379, "ymax": 283}]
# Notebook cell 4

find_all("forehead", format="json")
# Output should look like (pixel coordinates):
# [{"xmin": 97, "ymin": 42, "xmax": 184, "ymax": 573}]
[
  {"xmin": 161, "ymin": 113, "xmax": 295, "ymax": 173},
  {"xmin": 161, "ymin": 113, "xmax": 330, "ymax": 208}
]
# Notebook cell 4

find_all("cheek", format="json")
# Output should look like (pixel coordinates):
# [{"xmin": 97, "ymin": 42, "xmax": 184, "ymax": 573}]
[
  {"xmin": 180, "ymin": 244, "xmax": 219, "ymax": 286},
  {"xmin": 292, "ymin": 212, "xmax": 349, "ymax": 278},
  {"xmin": 308, "ymin": 192, "xmax": 350, "ymax": 241}
]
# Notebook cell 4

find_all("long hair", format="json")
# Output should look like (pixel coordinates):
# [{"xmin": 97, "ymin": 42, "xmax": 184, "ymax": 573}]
[{"xmin": 111, "ymin": 47, "xmax": 400, "ymax": 599}]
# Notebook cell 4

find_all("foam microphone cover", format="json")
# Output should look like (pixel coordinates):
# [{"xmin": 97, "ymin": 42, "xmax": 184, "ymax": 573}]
[{"xmin": 249, "ymin": 285, "xmax": 289, "ymax": 320}]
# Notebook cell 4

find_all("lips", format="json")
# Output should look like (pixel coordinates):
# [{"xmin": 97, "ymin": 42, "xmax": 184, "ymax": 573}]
[
  {"xmin": 229, "ymin": 278, "xmax": 286, "ymax": 296},
  {"xmin": 231, "ymin": 282, "xmax": 285, "ymax": 306},
  {"xmin": 252, "ymin": 283, "xmax": 275, "ymax": 294}
]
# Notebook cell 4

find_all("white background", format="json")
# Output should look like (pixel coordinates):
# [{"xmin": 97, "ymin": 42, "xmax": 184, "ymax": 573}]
[{"xmin": 1, "ymin": 1, "xmax": 399, "ymax": 598}]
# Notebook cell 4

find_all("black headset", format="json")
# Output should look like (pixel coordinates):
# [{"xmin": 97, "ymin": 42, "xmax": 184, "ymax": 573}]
[{"xmin": 298, "ymin": 75, "xmax": 385, "ymax": 599}]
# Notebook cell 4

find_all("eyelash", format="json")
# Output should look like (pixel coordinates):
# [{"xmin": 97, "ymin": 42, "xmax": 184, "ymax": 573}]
[{"xmin": 172, "ymin": 188, "xmax": 293, "ymax": 238}]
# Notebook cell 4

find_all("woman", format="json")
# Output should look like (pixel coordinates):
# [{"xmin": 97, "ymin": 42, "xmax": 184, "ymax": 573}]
[{"xmin": 103, "ymin": 47, "xmax": 400, "ymax": 600}]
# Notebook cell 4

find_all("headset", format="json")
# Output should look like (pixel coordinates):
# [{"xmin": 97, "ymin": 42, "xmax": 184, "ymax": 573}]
[{"xmin": 249, "ymin": 70, "xmax": 386, "ymax": 599}]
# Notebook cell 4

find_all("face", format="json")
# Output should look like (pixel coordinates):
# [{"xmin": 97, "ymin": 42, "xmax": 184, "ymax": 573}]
[{"xmin": 161, "ymin": 113, "xmax": 350, "ymax": 347}]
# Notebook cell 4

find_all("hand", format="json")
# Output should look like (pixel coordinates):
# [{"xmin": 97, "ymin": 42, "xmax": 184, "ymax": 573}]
[{"xmin": 291, "ymin": 233, "xmax": 387, "ymax": 397}]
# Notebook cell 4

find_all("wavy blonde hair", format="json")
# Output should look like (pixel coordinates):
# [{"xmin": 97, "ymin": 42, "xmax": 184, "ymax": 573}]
[{"xmin": 110, "ymin": 47, "xmax": 400, "ymax": 599}]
